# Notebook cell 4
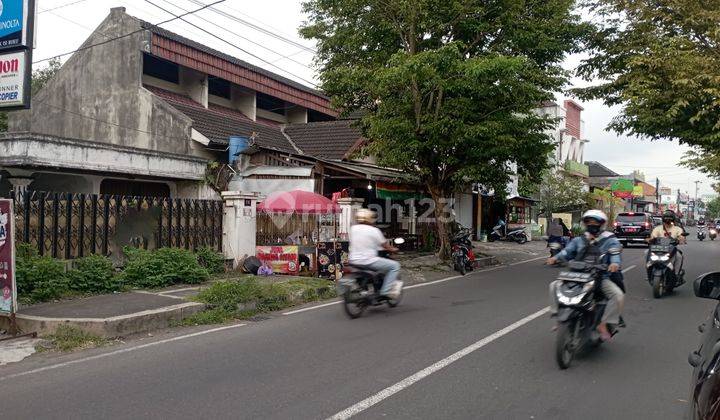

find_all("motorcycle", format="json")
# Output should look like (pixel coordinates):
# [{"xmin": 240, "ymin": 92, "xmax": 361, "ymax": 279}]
[
  {"xmin": 646, "ymin": 236, "xmax": 687, "ymax": 298},
  {"xmin": 339, "ymin": 238, "xmax": 405, "ymax": 319},
  {"xmin": 698, "ymin": 227, "xmax": 707, "ymax": 241},
  {"xmin": 553, "ymin": 257, "xmax": 618, "ymax": 369},
  {"xmin": 451, "ymin": 226, "xmax": 475, "ymax": 275},
  {"xmin": 545, "ymin": 235, "xmax": 567, "ymax": 258},
  {"xmin": 710, "ymin": 228, "xmax": 717, "ymax": 241},
  {"xmin": 488, "ymin": 222, "xmax": 528, "ymax": 244}
]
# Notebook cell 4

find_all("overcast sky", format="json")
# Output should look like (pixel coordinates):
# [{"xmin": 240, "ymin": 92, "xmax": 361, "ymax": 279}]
[{"xmin": 30, "ymin": 0, "xmax": 716, "ymax": 196}]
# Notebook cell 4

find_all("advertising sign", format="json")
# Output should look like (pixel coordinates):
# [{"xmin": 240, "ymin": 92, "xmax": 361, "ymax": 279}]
[
  {"xmin": 0, "ymin": 49, "xmax": 28, "ymax": 108},
  {"xmin": 0, "ymin": 0, "xmax": 32, "ymax": 51},
  {"xmin": 317, "ymin": 241, "xmax": 348, "ymax": 279},
  {"xmin": 632, "ymin": 185, "xmax": 644, "ymax": 197},
  {"xmin": 0, "ymin": 199, "xmax": 15, "ymax": 315},
  {"xmin": 256, "ymin": 245, "xmax": 299, "ymax": 274},
  {"xmin": 611, "ymin": 179, "xmax": 634, "ymax": 198}
]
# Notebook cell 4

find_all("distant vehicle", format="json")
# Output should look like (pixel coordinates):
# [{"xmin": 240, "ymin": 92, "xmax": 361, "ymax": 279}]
[
  {"xmin": 652, "ymin": 216, "xmax": 663, "ymax": 227},
  {"xmin": 613, "ymin": 212, "xmax": 653, "ymax": 247},
  {"xmin": 689, "ymin": 272, "xmax": 720, "ymax": 419}
]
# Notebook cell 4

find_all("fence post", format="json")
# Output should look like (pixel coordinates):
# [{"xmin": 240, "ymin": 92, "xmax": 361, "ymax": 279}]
[
  {"xmin": 336, "ymin": 197, "xmax": 365, "ymax": 241},
  {"xmin": 221, "ymin": 191, "xmax": 259, "ymax": 268}
]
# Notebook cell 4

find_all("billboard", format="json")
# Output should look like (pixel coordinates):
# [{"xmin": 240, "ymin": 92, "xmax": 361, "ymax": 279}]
[
  {"xmin": 611, "ymin": 179, "xmax": 634, "ymax": 198},
  {"xmin": 0, "ymin": 199, "xmax": 15, "ymax": 315},
  {"xmin": 0, "ymin": 49, "xmax": 28, "ymax": 108},
  {"xmin": 0, "ymin": 0, "xmax": 33, "ymax": 51},
  {"xmin": 256, "ymin": 246, "xmax": 299, "ymax": 274}
]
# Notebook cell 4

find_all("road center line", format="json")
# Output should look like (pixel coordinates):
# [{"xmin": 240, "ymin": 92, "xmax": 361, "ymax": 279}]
[
  {"xmin": 326, "ymin": 307, "xmax": 551, "ymax": 420},
  {"xmin": 623, "ymin": 265, "xmax": 636, "ymax": 273},
  {"xmin": 0, "ymin": 323, "xmax": 247, "ymax": 381}
]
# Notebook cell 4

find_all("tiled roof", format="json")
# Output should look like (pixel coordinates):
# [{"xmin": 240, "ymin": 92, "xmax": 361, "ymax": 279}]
[
  {"xmin": 586, "ymin": 161, "xmax": 619, "ymax": 178},
  {"xmin": 139, "ymin": 20, "xmax": 327, "ymax": 100},
  {"xmin": 282, "ymin": 120, "xmax": 364, "ymax": 160},
  {"xmin": 144, "ymin": 85, "xmax": 293, "ymax": 152}
]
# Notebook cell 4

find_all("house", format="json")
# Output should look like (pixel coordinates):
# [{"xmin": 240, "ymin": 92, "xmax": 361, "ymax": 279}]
[
  {"xmin": 2, "ymin": 7, "xmax": 336, "ymax": 199},
  {"xmin": 536, "ymin": 100, "xmax": 590, "ymax": 187}
]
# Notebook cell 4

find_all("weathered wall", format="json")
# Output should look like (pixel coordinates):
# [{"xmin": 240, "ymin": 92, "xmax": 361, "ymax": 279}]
[{"xmin": 9, "ymin": 8, "xmax": 204, "ymax": 158}]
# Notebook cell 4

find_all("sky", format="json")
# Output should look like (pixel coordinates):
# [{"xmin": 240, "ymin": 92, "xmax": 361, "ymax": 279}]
[{"xmin": 29, "ymin": 0, "xmax": 716, "ymax": 197}]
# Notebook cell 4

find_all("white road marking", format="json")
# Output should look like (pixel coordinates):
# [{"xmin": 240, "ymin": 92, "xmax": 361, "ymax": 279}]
[
  {"xmin": 507, "ymin": 256, "xmax": 547, "ymax": 266},
  {"xmin": 282, "ymin": 255, "xmax": 545, "ymax": 316},
  {"xmin": 0, "ymin": 323, "xmax": 247, "ymax": 381},
  {"xmin": 327, "ymin": 307, "xmax": 551, "ymax": 420},
  {"xmin": 622, "ymin": 265, "xmax": 636, "ymax": 273}
]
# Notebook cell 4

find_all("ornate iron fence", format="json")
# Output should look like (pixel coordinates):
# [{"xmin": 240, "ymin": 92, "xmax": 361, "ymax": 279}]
[{"xmin": 11, "ymin": 191, "xmax": 222, "ymax": 259}]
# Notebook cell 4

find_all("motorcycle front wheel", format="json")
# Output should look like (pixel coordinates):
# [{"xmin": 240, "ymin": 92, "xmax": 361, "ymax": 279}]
[
  {"xmin": 555, "ymin": 321, "xmax": 577, "ymax": 370},
  {"xmin": 343, "ymin": 290, "xmax": 367, "ymax": 319},
  {"xmin": 456, "ymin": 256, "xmax": 467, "ymax": 275},
  {"xmin": 652, "ymin": 273, "xmax": 664, "ymax": 299}
]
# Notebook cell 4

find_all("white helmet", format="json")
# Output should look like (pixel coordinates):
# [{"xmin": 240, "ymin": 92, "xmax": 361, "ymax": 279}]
[
  {"xmin": 582, "ymin": 209, "xmax": 608, "ymax": 225},
  {"xmin": 355, "ymin": 208, "xmax": 377, "ymax": 224}
]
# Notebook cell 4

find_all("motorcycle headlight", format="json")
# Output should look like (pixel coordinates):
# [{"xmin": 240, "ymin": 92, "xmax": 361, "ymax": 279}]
[
  {"xmin": 659, "ymin": 255, "xmax": 670, "ymax": 262},
  {"xmin": 650, "ymin": 254, "xmax": 660, "ymax": 261},
  {"xmin": 556, "ymin": 281, "xmax": 594, "ymax": 306}
]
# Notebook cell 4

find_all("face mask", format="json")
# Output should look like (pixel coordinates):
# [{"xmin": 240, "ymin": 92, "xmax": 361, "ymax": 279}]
[{"xmin": 586, "ymin": 224, "xmax": 602, "ymax": 235}]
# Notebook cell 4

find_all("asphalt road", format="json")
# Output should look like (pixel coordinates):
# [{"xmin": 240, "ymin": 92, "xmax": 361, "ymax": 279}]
[{"xmin": 1, "ymin": 233, "xmax": 717, "ymax": 420}]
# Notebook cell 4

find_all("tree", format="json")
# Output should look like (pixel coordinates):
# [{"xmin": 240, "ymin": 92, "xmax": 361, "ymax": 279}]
[
  {"xmin": 586, "ymin": 188, "xmax": 624, "ymax": 224},
  {"xmin": 706, "ymin": 196, "xmax": 720, "ymax": 219},
  {"xmin": 534, "ymin": 169, "xmax": 587, "ymax": 220},
  {"xmin": 301, "ymin": 0, "xmax": 586, "ymax": 257},
  {"xmin": 0, "ymin": 58, "xmax": 62, "ymax": 132},
  {"xmin": 575, "ymin": 1, "xmax": 720, "ymax": 150},
  {"xmin": 681, "ymin": 148, "xmax": 720, "ymax": 178}
]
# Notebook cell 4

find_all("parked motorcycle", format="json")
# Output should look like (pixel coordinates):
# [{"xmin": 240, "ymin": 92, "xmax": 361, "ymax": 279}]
[
  {"xmin": 488, "ymin": 223, "xmax": 528, "ymax": 244},
  {"xmin": 698, "ymin": 227, "xmax": 707, "ymax": 241},
  {"xmin": 451, "ymin": 227, "xmax": 475, "ymax": 275},
  {"xmin": 646, "ymin": 236, "xmax": 687, "ymax": 298},
  {"xmin": 710, "ymin": 228, "xmax": 717, "ymax": 241},
  {"xmin": 339, "ymin": 238, "xmax": 404, "ymax": 319},
  {"xmin": 553, "ymin": 257, "xmax": 618, "ymax": 369}
]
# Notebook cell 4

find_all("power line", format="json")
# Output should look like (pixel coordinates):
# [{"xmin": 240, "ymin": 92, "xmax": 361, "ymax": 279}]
[
  {"xmin": 38, "ymin": 0, "xmax": 90, "ymax": 14},
  {"xmin": 155, "ymin": 0, "xmax": 313, "ymax": 71},
  {"xmin": 46, "ymin": 10, "xmax": 112, "ymax": 39},
  {"xmin": 33, "ymin": 0, "xmax": 226, "ymax": 64},
  {"xmin": 145, "ymin": 0, "xmax": 318, "ymax": 88},
  {"xmin": 183, "ymin": 0, "xmax": 317, "ymax": 53}
]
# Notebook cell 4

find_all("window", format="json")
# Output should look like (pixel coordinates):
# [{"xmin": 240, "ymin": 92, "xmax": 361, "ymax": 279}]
[
  {"xmin": 308, "ymin": 109, "xmax": 335, "ymax": 122},
  {"xmin": 256, "ymin": 92, "xmax": 286, "ymax": 115},
  {"xmin": 209, "ymin": 77, "xmax": 231, "ymax": 99},
  {"xmin": 143, "ymin": 53, "xmax": 179, "ymax": 84},
  {"xmin": 100, "ymin": 179, "xmax": 170, "ymax": 198}
]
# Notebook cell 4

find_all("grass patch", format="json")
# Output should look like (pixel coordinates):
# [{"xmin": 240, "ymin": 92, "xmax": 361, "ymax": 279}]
[
  {"xmin": 42, "ymin": 325, "xmax": 108, "ymax": 352},
  {"xmin": 185, "ymin": 277, "xmax": 337, "ymax": 326}
]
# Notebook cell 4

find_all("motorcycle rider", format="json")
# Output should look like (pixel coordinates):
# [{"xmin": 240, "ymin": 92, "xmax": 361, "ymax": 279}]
[
  {"xmin": 349, "ymin": 208, "xmax": 402, "ymax": 299},
  {"xmin": 647, "ymin": 210, "xmax": 686, "ymax": 280},
  {"xmin": 547, "ymin": 210, "xmax": 625, "ymax": 341}
]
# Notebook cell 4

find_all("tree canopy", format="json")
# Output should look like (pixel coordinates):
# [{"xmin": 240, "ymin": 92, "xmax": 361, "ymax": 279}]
[
  {"xmin": 301, "ymin": 0, "xmax": 586, "ymax": 255},
  {"xmin": 576, "ymin": 0, "xmax": 720, "ymax": 150}
]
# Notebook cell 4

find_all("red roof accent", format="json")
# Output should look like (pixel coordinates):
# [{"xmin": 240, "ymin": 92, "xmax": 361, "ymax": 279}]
[{"xmin": 149, "ymin": 34, "xmax": 337, "ymax": 118}]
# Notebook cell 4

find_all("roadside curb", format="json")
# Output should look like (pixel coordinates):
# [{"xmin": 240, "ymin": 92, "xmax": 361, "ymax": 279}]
[{"xmin": 0, "ymin": 302, "xmax": 207, "ymax": 338}]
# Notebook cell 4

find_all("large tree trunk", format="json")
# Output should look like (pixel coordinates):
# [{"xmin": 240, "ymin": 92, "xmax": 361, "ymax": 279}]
[{"xmin": 428, "ymin": 183, "xmax": 452, "ymax": 261}]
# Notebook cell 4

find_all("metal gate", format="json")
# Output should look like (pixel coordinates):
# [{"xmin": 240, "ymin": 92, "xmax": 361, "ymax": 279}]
[{"xmin": 11, "ymin": 191, "xmax": 223, "ymax": 259}]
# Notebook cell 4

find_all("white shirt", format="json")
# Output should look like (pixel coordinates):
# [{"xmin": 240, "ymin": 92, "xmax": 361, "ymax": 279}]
[{"xmin": 349, "ymin": 224, "xmax": 386, "ymax": 264}]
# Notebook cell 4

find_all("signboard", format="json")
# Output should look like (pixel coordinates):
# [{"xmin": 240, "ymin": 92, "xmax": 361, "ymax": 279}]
[
  {"xmin": 0, "ymin": 0, "xmax": 32, "ymax": 51},
  {"xmin": 0, "ymin": 49, "xmax": 28, "ymax": 108},
  {"xmin": 317, "ymin": 241, "xmax": 348, "ymax": 279},
  {"xmin": 611, "ymin": 179, "xmax": 634, "ymax": 198},
  {"xmin": 564, "ymin": 160, "xmax": 589, "ymax": 177},
  {"xmin": 0, "ymin": 199, "xmax": 15, "ymax": 315},
  {"xmin": 256, "ymin": 245, "xmax": 299, "ymax": 274},
  {"xmin": 632, "ymin": 185, "xmax": 644, "ymax": 197}
]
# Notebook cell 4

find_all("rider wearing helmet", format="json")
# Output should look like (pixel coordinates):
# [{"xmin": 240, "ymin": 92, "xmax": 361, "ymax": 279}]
[
  {"xmin": 349, "ymin": 208, "xmax": 402, "ymax": 299},
  {"xmin": 547, "ymin": 210, "xmax": 625, "ymax": 341},
  {"xmin": 650, "ymin": 210, "xmax": 686, "ymax": 244}
]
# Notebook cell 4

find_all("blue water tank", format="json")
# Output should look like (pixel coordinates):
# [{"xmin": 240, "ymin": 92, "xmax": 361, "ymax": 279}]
[{"xmin": 228, "ymin": 136, "xmax": 249, "ymax": 165}]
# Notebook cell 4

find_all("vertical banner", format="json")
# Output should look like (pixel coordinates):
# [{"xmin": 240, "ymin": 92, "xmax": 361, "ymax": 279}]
[
  {"xmin": 0, "ymin": 49, "xmax": 27, "ymax": 107},
  {"xmin": 0, "ymin": 0, "xmax": 34, "ymax": 110},
  {"xmin": 0, "ymin": 199, "xmax": 15, "ymax": 315},
  {"xmin": 316, "ymin": 241, "xmax": 349, "ymax": 279}
]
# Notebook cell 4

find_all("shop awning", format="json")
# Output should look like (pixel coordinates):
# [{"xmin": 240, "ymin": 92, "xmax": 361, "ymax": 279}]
[{"xmin": 258, "ymin": 189, "xmax": 340, "ymax": 214}]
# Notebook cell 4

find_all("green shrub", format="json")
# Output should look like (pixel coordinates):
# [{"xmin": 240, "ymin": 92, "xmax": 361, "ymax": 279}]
[
  {"xmin": 16, "ymin": 243, "xmax": 68, "ymax": 302},
  {"xmin": 122, "ymin": 246, "xmax": 149, "ymax": 262},
  {"xmin": 67, "ymin": 254, "xmax": 120, "ymax": 293},
  {"xmin": 196, "ymin": 246, "xmax": 226, "ymax": 274},
  {"xmin": 121, "ymin": 247, "xmax": 209, "ymax": 288},
  {"xmin": 45, "ymin": 325, "xmax": 107, "ymax": 352},
  {"xmin": 196, "ymin": 278, "xmax": 263, "ymax": 311},
  {"xmin": 179, "ymin": 308, "xmax": 233, "ymax": 326}
]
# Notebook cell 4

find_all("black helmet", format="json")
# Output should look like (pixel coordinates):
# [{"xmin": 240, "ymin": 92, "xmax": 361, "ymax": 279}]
[{"xmin": 662, "ymin": 210, "xmax": 676, "ymax": 223}]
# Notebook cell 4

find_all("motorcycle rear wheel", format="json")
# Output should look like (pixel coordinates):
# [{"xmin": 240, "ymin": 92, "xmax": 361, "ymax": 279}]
[
  {"xmin": 515, "ymin": 233, "xmax": 528, "ymax": 244},
  {"xmin": 652, "ymin": 273, "xmax": 664, "ymax": 299},
  {"xmin": 343, "ymin": 290, "xmax": 367, "ymax": 319},
  {"xmin": 555, "ymin": 322, "xmax": 576, "ymax": 369}
]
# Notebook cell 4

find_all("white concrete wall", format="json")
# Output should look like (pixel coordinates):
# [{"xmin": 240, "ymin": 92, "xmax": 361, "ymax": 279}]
[
  {"xmin": 454, "ymin": 192, "xmax": 474, "ymax": 229},
  {"xmin": 227, "ymin": 178, "xmax": 315, "ymax": 196}
]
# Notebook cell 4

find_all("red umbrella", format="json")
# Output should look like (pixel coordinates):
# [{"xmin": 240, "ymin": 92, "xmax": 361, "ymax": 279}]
[{"xmin": 257, "ymin": 190, "xmax": 340, "ymax": 214}]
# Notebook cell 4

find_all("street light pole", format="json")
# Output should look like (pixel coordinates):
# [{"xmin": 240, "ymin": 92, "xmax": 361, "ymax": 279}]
[{"xmin": 695, "ymin": 180, "xmax": 702, "ymax": 220}]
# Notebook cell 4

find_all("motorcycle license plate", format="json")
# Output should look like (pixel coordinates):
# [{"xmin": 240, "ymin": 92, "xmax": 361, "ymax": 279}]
[{"xmin": 557, "ymin": 271, "xmax": 593, "ymax": 282}]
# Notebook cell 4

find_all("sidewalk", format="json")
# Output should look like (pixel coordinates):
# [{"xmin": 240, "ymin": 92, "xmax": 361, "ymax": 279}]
[{"xmin": 473, "ymin": 240, "xmax": 548, "ymax": 265}]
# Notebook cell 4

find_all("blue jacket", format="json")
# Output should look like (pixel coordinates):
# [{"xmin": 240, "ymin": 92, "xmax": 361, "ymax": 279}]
[{"xmin": 556, "ymin": 231, "xmax": 622, "ymax": 266}]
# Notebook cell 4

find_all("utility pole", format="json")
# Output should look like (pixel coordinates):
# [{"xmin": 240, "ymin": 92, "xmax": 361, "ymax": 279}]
[
  {"xmin": 695, "ymin": 180, "xmax": 702, "ymax": 220},
  {"xmin": 655, "ymin": 178, "xmax": 660, "ymax": 214}
]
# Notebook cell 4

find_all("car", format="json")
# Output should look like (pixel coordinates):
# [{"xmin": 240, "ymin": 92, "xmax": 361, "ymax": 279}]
[
  {"xmin": 652, "ymin": 216, "xmax": 663, "ymax": 227},
  {"xmin": 689, "ymin": 272, "xmax": 720, "ymax": 419},
  {"xmin": 613, "ymin": 212, "xmax": 653, "ymax": 246}
]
